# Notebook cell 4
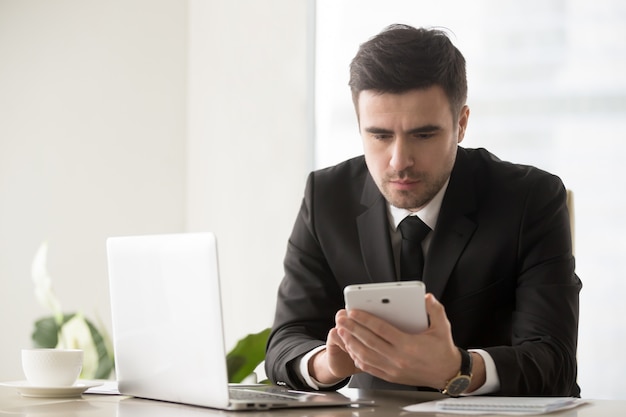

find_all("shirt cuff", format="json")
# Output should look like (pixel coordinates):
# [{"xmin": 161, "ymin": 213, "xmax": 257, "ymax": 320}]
[
  {"xmin": 297, "ymin": 345, "xmax": 339, "ymax": 390},
  {"xmin": 467, "ymin": 349, "xmax": 500, "ymax": 395}
]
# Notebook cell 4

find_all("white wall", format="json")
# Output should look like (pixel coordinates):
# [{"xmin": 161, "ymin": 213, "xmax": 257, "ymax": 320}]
[
  {"xmin": 186, "ymin": 0, "xmax": 312, "ymax": 355},
  {"xmin": 0, "ymin": 0, "xmax": 311, "ymax": 380}
]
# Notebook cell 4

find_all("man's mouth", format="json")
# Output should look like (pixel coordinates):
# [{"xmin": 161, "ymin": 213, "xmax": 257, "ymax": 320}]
[{"xmin": 388, "ymin": 178, "xmax": 420, "ymax": 190}]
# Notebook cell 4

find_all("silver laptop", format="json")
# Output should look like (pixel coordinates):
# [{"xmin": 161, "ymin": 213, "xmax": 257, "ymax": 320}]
[{"xmin": 107, "ymin": 232, "xmax": 369, "ymax": 410}]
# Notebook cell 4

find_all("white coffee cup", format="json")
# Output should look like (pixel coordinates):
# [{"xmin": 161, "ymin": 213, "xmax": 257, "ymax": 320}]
[{"xmin": 22, "ymin": 348, "xmax": 83, "ymax": 387}]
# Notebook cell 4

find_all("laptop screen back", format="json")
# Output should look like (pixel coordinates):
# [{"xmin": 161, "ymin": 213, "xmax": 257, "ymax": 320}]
[{"xmin": 107, "ymin": 232, "xmax": 231, "ymax": 408}]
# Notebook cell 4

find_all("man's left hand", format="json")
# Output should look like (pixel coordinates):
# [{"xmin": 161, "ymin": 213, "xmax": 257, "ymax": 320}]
[{"xmin": 335, "ymin": 292, "xmax": 461, "ymax": 389}]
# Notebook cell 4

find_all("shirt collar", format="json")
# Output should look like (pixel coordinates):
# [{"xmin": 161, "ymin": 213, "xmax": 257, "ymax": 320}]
[{"xmin": 388, "ymin": 178, "xmax": 450, "ymax": 231}]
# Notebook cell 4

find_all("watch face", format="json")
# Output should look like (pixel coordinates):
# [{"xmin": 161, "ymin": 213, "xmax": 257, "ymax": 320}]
[{"xmin": 445, "ymin": 375, "xmax": 471, "ymax": 396}]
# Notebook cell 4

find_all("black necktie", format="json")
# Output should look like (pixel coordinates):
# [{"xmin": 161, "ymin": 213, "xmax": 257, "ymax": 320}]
[{"xmin": 398, "ymin": 216, "xmax": 431, "ymax": 281}]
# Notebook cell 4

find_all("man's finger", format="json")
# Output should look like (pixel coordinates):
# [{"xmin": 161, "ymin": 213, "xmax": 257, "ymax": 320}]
[{"xmin": 424, "ymin": 293, "xmax": 450, "ymax": 333}]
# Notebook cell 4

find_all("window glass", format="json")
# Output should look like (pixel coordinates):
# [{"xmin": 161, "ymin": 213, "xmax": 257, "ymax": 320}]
[{"xmin": 316, "ymin": 0, "xmax": 626, "ymax": 399}]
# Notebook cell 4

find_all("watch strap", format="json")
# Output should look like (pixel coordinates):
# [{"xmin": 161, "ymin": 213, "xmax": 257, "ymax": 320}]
[
  {"xmin": 458, "ymin": 348, "xmax": 472, "ymax": 376},
  {"xmin": 441, "ymin": 348, "xmax": 473, "ymax": 396}
]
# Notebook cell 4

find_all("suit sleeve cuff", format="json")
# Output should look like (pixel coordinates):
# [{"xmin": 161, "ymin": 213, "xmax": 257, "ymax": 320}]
[{"xmin": 467, "ymin": 349, "xmax": 500, "ymax": 395}]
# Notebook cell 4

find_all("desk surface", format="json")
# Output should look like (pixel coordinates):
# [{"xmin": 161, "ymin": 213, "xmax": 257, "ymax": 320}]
[{"xmin": 1, "ymin": 384, "xmax": 625, "ymax": 417}]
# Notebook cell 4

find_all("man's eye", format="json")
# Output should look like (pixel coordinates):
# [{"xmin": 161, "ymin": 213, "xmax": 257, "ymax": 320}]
[
  {"xmin": 373, "ymin": 134, "xmax": 392, "ymax": 141},
  {"xmin": 414, "ymin": 132, "xmax": 435, "ymax": 140}
]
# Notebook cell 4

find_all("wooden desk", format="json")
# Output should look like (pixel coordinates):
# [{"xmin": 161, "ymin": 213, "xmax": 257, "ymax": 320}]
[{"xmin": 1, "ymin": 385, "xmax": 624, "ymax": 416}]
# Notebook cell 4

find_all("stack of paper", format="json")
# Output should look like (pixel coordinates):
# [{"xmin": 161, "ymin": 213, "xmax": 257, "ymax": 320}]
[{"xmin": 404, "ymin": 396, "xmax": 586, "ymax": 415}]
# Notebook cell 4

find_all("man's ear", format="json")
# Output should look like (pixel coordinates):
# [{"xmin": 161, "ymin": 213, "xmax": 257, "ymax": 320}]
[{"xmin": 457, "ymin": 105, "xmax": 470, "ymax": 143}]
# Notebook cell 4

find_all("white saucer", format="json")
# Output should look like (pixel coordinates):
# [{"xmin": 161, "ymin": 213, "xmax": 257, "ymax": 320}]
[{"xmin": 0, "ymin": 380, "xmax": 103, "ymax": 398}]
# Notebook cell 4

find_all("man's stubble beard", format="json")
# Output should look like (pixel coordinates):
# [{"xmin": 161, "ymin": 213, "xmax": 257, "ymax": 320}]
[{"xmin": 380, "ymin": 168, "xmax": 451, "ymax": 211}]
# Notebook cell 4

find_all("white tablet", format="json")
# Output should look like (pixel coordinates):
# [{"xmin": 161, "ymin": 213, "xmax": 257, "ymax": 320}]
[{"xmin": 343, "ymin": 281, "xmax": 428, "ymax": 334}]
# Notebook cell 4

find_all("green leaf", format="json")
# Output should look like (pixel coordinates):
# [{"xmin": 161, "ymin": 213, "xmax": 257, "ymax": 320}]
[
  {"xmin": 32, "ymin": 314, "xmax": 76, "ymax": 348},
  {"xmin": 226, "ymin": 328, "xmax": 271, "ymax": 383},
  {"xmin": 84, "ymin": 318, "xmax": 114, "ymax": 379}
]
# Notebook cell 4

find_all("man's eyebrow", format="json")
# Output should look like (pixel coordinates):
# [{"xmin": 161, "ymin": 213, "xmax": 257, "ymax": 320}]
[
  {"xmin": 407, "ymin": 125, "xmax": 442, "ymax": 134},
  {"xmin": 363, "ymin": 126, "xmax": 394, "ymax": 134},
  {"xmin": 363, "ymin": 125, "xmax": 442, "ymax": 134}
]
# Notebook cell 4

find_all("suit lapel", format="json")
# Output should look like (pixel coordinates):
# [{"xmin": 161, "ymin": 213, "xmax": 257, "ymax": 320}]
[
  {"xmin": 356, "ymin": 173, "xmax": 397, "ymax": 283},
  {"xmin": 423, "ymin": 148, "xmax": 478, "ymax": 299}
]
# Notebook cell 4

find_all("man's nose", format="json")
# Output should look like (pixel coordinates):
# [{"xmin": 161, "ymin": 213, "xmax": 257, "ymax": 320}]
[{"xmin": 389, "ymin": 137, "xmax": 413, "ymax": 171}]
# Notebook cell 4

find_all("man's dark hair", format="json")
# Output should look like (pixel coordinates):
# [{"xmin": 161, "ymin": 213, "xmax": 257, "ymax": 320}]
[{"xmin": 349, "ymin": 24, "xmax": 467, "ymax": 120}]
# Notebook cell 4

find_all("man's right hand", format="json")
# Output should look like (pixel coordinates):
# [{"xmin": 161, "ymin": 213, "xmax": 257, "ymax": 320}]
[{"xmin": 309, "ymin": 311, "xmax": 361, "ymax": 385}]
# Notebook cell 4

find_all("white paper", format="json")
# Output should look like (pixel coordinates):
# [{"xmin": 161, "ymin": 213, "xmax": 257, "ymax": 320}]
[
  {"xmin": 403, "ymin": 396, "xmax": 587, "ymax": 415},
  {"xmin": 84, "ymin": 380, "xmax": 121, "ymax": 395}
]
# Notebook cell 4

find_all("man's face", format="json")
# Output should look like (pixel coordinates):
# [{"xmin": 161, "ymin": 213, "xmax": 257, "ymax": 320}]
[{"xmin": 358, "ymin": 86, "xmax": 469, "ymax": 211}]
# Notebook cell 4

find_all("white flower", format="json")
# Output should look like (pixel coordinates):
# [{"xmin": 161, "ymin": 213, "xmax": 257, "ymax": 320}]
[
  {"xmin": 31, "ymin": 242, "xmax": 63, "ymax": 321},
  {"xmin": 57, "ymin": 313, "xmax": 99, "ymax": 379}
]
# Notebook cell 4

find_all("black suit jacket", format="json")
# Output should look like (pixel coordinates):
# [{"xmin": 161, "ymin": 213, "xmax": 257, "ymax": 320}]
[{"xmin": 265, "ymin": 147, "xmax": 581, "ymax": 396}]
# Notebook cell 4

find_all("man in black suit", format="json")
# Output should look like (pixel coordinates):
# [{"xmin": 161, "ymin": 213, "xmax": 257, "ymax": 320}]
[{"xmin": 265, "ymin": 24, "xmax": 581, "ymax": 396}]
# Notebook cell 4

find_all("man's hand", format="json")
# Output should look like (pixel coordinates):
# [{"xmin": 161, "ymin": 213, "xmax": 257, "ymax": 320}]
[
  {"xmin": 308, "ymin": 314, "xmax": 362, "ymax": 385},
  {"xmin": 333, "ymin": 293, "xmax": 462, "ymax": 389}
]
